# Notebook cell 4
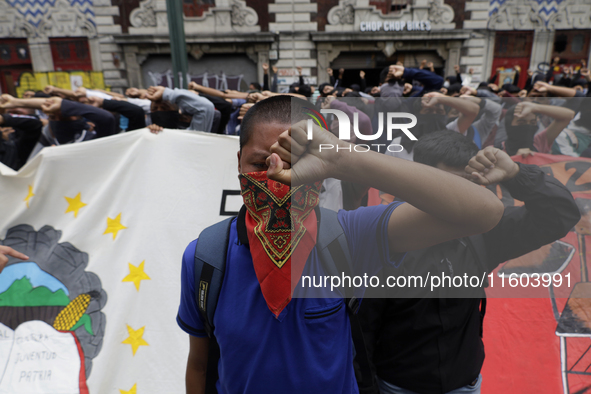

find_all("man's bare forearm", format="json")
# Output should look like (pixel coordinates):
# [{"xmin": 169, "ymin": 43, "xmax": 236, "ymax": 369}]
[
  {"xmin": 191, "ymin": 85, "xmax": 223, "ymax": 97},
  {"xmin": 51, "ymin": 87, "xmax": 77, "ymax": 99},
  {"xmin": 186, "ymin": 363, "xmax": 206, "ymax": 394},
  {"xmin": 270, "ymin": 122, "xmax": 504, "ymax": 252},
  {"xmin": 437, "ymin": 96, "xmax": 480, "ymax": 119},
  {"xmin": 532, "ymin": 103, "xmax": 575, "ymax": 144},
  {"xmin": 438, "ymin": 96, "xmax": 479, "ymax": 133},
  {"xmin": 547, "ymin": 85, "xmax": 577, "ymax": 97},
  {"xmin": 191, "ymin": 84, "xmax": 248, "ymax": 100},
  {"xmin": 4, "ymin": 98, "xmax": 47, "ymax": 109},
  {"xmin": 333, "ymin": 145, "xmax": 503, "ymax": 229},
  {"xmin": 186, "ymin": 336, "xmax": 208, "ymax": 394},
  {"xmin": 459, "ymin": 95, "xmax": 481, "ymax": 105},
  {"xmin": 532, "ymin": 103, "xmax": 575, "ymax": 121},
  {"xmin": 224, "ymin": 89, "xmax": 250, "ymax": 99}
]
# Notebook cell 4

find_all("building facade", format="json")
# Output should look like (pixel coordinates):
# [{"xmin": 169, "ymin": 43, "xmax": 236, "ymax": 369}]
[{"xmin": 0, "ymin": 0, "xmax": 590, "ymax": 95}]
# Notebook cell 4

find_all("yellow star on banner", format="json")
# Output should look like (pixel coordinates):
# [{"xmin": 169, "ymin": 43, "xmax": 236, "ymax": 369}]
[
  {"xmin": 122, "ymin": 325, "xmax": 149, "ymax": 356},
  {"xmin": 104, "ymin": 213, "xmax": 127, "ymax": 240},
  {"xmin": 64, "ymin": 193, "xmax": 87, "ymax": 218},
  {"xmin": 119, "ymin": 383, "xmax": 137, "ymax": 394},
  {"xmin": 122, "ymin": 261, "xmax": 151, "ymax": 291},
  {"xmin": 23, "ymin": 185, "xmax": 34, "ymax": 208}
]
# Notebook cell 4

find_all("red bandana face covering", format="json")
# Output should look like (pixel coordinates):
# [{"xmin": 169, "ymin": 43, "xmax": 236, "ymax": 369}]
[{"xmin": 239, "ymin": 171, "xmax": 322, "ymax": 318}]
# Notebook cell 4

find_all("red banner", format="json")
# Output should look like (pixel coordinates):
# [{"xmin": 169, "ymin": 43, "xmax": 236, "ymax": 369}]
[{"xmin": 483, "ymin": 154, "xmax": 591, "ymax": 394}]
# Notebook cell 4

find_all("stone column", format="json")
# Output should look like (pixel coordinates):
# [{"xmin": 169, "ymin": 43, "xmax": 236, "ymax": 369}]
[
  {"xmin": 124, "ymin": 46, "xmax": 143, "ymax": 89},
  {"xmin": 482, "ymin": 30, "xmax": 495, "ymax": 81},
  {"xmin": 316, "ymin": 43, "xmax": 341, "ymax": 85},
  {"xmin": 530, "ymin": 30, "xmax": 555, "ymax": 70},
  {"xmin": 28, "ymin": 37, "xmax": 54, "ymax": 72},
  {"xmin": 89, "ymin": 37, "xmax": 103, "ymax": 71},
  {"xmin": 257, "ymin": 49, "xmax": 269, "ymax": 86},
  {"xmin": 445, "ymin": 41, "xmax": 462, "ymax": 77},
  {"xmin": 317, "ymin": 46, "xmax": 331, "ymax": 85}
]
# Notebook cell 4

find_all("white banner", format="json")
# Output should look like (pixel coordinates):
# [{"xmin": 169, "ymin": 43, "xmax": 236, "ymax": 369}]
[{"xmin": 0, "ymin": 130, "xmax": 241, "ymax": 394}]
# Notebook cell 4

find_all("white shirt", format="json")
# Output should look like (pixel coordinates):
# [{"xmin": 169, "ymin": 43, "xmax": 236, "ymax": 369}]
[
  {"xmin": 127, "ymin": 98, "xmax": 152, "ymax": 114},
  {"xmin": 86, "ymin": 89, "xmax": 113, "ymax": 100}
]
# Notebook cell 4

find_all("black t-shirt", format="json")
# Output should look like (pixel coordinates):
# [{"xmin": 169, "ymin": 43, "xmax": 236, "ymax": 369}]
[{"xmin": 359, "ymin": 164, "xmax": 581, "ymax": 393}]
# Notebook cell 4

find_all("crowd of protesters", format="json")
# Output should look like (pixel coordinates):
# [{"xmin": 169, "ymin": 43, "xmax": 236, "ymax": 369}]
[
  {"xmin": 0, "ymin": 56, "xmax": 587, "ymax": 394},
  {"xmin": 1, "ymin": 56, "xmax": 589, "ymax": 172}
]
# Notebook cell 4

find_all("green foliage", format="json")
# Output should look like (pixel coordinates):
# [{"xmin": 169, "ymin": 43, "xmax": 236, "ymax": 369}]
[
  {"xmin": 0, "ymin": 277, "xmax": 70, "ymax": 307},
  {"xmin": 71, "ymin": 314, "xmax": 94, "ymax": 336}
]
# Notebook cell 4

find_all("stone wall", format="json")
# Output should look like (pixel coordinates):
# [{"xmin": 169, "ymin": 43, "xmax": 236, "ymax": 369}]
[
  {"xmin": 459, "ymin": 0, "xmax": 493, "ymax": 84},
  {"xmin": 0, "ymin": 0, "xmax": 126, "ymax": 91},
  {"xmin": 3, "ymin": 0, "xmax": 591, "ymax": 92},
  {"xmin": 268, "ymin": 0, "xmax": 318, "ymax": 88}
]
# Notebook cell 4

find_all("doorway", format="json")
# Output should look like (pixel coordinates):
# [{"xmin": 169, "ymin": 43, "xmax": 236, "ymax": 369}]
[
  {"xmin": 491, "ymin": 31, "xmax": 534, "ymax": 88},
  {"xmin": 0, "ymin": 39, "xmax": 33, "ymax": 96}
]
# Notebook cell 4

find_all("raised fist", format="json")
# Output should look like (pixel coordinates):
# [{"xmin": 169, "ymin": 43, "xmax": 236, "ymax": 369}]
[
  {"xmin": 147, "ymin": 86, "xmax": 166, "ymax": 101},
  {"xmin": 41, "ymin": 97, "xmax": 63, "ymax": 115},
  {"xmin": 126, "ymin": 87, "xmax": 140, "ymax": 97}
]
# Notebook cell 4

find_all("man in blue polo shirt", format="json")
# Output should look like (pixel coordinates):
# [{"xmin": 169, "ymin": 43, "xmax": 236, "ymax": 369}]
[{"xmin": 177, "ymin": 95, "xmax": 504, "ymax": 393}]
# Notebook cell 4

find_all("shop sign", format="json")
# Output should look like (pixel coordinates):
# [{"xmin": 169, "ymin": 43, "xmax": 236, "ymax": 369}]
[{"xmin": 360, "ymin": 20, "xmax": 431, "ymax": 32}]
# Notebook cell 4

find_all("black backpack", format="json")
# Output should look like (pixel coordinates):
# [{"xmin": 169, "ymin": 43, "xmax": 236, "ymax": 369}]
[{"xmin": 193, "ymin": 207, "xmax": 377, "ymax": 393}]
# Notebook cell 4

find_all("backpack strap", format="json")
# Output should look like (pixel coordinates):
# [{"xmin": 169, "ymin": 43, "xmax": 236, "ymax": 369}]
[
  {"xmin": 316, "ymin": 208, "xmax": 377, "ymax": 392},
  {"xmin": 194, "ymin": 216, "xmax": 235, "ymax": 338}
]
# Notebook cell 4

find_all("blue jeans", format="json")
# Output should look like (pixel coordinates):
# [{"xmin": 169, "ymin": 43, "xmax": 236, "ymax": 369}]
[{"xmin": 377, "ymin": 374, "xmax": 482, "ymax": 394}]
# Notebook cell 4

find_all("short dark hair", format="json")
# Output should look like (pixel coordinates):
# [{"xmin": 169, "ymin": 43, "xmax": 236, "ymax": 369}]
[
  {"xmin": 299, "ymin": 84, "xmax": 312, "ymax": 97},
  {"xmin": 413, "ymin": 130, "xmax": 479, "ymax": 168},
  {"xmin": 249, "ymin": 82, "xmax": 262, "ymax": 91},
  {"xmin": 318, "ymin": 83, "xmax": 332, "ymax": 96},
  {"xmin": 502, "ymin": 84, "xmax": 521, "ymax": 94},
  {"xmin": 239, "ymin": 95, "xmax": 309, "ymax": 150},
  {"xmin": 446, "ymin": 83, "xmax": 462, "ymax": 96}
]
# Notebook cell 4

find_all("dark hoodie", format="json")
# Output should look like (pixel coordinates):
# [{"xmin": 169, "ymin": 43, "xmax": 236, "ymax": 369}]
[{"xmin": 504, "ymin": 105, "xmax": 539, "ymax": 156}]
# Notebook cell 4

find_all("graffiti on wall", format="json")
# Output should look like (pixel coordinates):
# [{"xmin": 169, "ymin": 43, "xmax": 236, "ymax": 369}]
[{"xmin": 14, "ymin": 71, "xmax": 106, "ymax": 97}]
